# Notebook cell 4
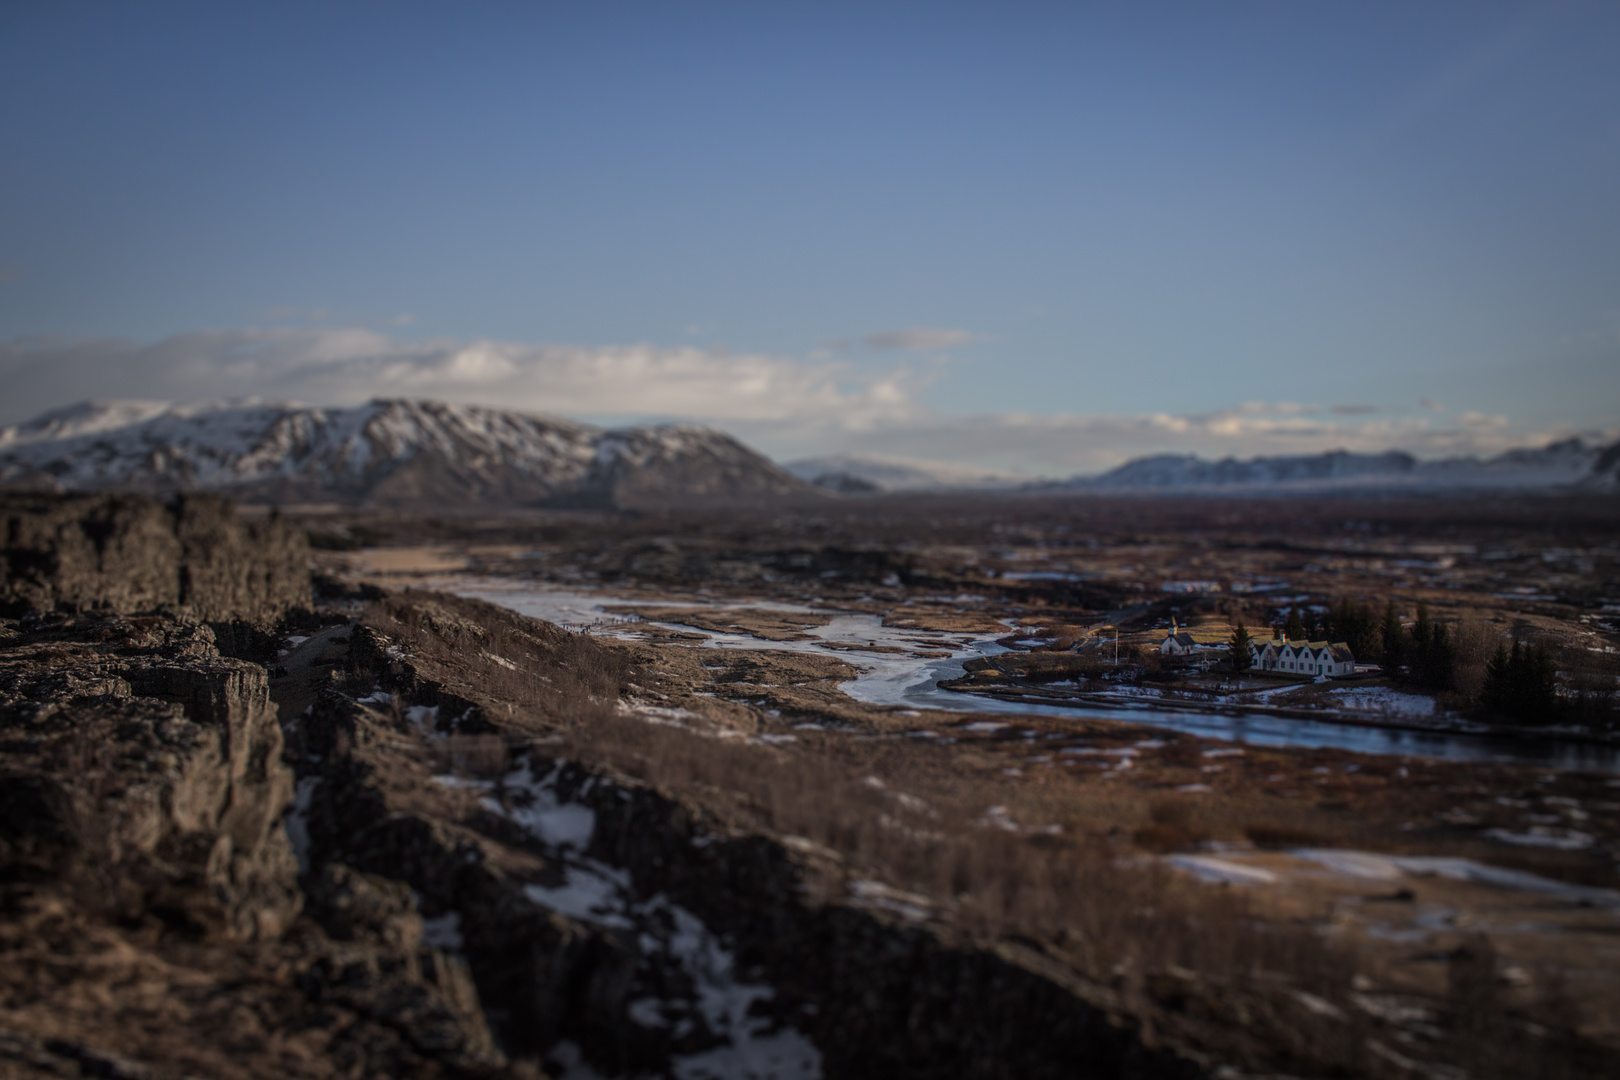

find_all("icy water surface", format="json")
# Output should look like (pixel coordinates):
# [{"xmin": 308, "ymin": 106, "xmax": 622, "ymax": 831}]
[{"xmin": 458, "ymin": 583, "xmax": 1620, "ymax": 773}]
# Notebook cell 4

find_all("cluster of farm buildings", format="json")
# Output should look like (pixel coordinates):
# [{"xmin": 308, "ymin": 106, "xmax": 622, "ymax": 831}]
[{"xmin": 1158, "ymin": 620, "xmax": 1357, "ymax": 678}]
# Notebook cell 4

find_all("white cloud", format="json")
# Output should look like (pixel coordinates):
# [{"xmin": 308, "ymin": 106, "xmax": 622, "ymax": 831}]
[
  {"xmin": 733, "ymin": 403, "xmax": 1599, "ymax": 478},
  {"xmin": 0, "ymin": 327, "xmax": 1595, "ymax": 479},
  {"xmin": 0, "ymin": 328, "xmax": 924, "ymax": 430}
]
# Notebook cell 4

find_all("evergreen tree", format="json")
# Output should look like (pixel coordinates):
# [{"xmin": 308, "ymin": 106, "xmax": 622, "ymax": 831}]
[
  {"xmin": 1285, "ymin": 606, "xmax": 1306, "ymax": 641},
  {"xmin": 1410, "ymin": 602, "xmax": 1431, "ymax": 654},
  {"xmin": 1328, "ymin": 598, "xmax": 1378, "ymax": 662},
  {"xmin": 1402, "ymin": 604, "xmax": 1456, "ymax": 690},
  {"xmin": 1419, "ymin": 622, "xmax": 1455, "ymax": 690},
  {"xmin": 1227, "ymin": 623, "xmax": 1254, "ymax": 676},
  {"xmin": 1379, "ymin": 600, "xmax": 1405, "ymax": 673},
  {"xmin": 1483, "ymin": 642, "xmax": 1512, "ymax": 711},
  {"xmin": 1482, "ymin": 638, "xmax": 1558, "ymax": 722}
]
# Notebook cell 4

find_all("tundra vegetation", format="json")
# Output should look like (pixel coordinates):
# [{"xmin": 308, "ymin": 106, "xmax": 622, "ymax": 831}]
[{"xmin": 3, "ymin": 491, "xmax": 1620, "ymax": 1078}]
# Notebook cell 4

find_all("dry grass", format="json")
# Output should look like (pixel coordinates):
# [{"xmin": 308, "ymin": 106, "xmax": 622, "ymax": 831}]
[
  {"xmin": 558, "ymin": 710, "xmax": 1349, "ymax": 992},
  {"xmin": 361, "ymin": 587, "xmax": 1613, "ymax": 1078},
  {"xmin": 361, "ymin": 589, "xmax": 632, "ymax": 728},
  {"xmin": 553, "ymin": 711, "xmax": 1605, "ymax": 1078}
]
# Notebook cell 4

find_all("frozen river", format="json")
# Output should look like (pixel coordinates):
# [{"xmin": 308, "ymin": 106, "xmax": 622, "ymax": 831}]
[{"xmin": 458, "ymin": 583, "xmax": 1620, "ymax": 773}]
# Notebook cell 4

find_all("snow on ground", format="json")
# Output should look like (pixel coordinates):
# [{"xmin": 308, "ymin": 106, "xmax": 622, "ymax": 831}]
[
  {"xmin": 496, "ymin": 760, "xmax": 598, "ymax": 848},
  {"xmin": 1186, "ymin": 848, "xmax": 1620, "ymax": 908},
  {"xmin": 405, "ymin": 704, "xmax": 440, "ymax": 734},
  {"xmin": 1482, "ymin": 826, "xmax": 1597, "ymax": 851},
  {"xmin": 1167, "ymin": 855, "xmax": 1280, "ymax": 885},
  {"xmin": 283, "ymin": 776, "xmax": 320, "ymax": 875},
  {"xmin": 420, "ymin": 911, "xmax": 463, "ymax": 951},
  {"xmin": 847, "ymin": 879, "xmax": 933, "ymax": 923},
  {"xmin": 486, "ymin": 756, "xmax": 823, "ymax": 1079},
  {"xmin": 1327, "ymin": 687, "xmax": 1437, "ymax": 717}
]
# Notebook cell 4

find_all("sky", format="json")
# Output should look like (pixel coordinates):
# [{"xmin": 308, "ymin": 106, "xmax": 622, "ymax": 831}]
[{"xmin": 1, "ymin": 0, "xmax": 1617, "ymax": 476}]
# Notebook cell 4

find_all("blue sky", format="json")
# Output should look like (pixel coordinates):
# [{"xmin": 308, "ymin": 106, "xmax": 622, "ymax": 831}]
[{"xmin": 1, "ymin": 1, "xmax": 1616, "ymax": 473}]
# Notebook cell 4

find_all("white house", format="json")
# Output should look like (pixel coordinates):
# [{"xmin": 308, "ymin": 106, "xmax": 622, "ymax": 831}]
[
  {"xmin": 1160, "ymin": 622, "xmax": 1356, "ymax": 678},
  {"xmin": 1159, "ymin": 618, "xmax": 1231, "ymax": 658},
  {"xmin": 1250, "ymin": 635, "xmax": 1355, "ymax": 678}
]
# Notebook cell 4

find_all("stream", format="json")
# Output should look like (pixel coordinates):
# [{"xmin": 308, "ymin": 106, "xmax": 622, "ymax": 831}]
[{"xmin": 458, "ymin": 583, "xmax": 1620, "ymax": 773}]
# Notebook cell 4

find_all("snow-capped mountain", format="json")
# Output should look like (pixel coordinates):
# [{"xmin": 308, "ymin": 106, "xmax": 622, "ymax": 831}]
[
  {"xmin": 0, "ymin": 399, "xmax": 815, "ymax": 508},
  {"xmin": 782, "ymin": 453, "xmax": 1026, "ymax": 494},
  {"xmin": 1052, "ymin": 438, "xmax": 1618, "ymax": 493}
]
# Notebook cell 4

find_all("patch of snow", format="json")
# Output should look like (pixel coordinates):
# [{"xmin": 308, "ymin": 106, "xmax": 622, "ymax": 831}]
[
  {"xmin": 421, "ymin": 911, "xmax": 463, "ymax": 951},
  {"xmin": 432, "ymin": 774, "xmax": 493, "ymax": 790},
  {"xmin": 961, "ymin": 721, "xmax": 1008, "ymax": 733},
  {"xmin": 621, "ymin": 701, "xmax": 707, "ymax": 727},
  {"xmin": 283, "ymin": 776, "xmax": 320, "ymax": 875},
  {"xmin": 488, "ymin": 754, "xmax": 822, "ymax": 1078},
  {"xmin": 847, "ymin": 879, "xmax": 933, "ymax": 923},
  {"xmin": 980, "ymin": 805, "xmax": 1020, "ymax": 831},
  {"xmin": 627, "ymin": 997, "xmax": 666, "ymax": 1028},
  {"xmin": 1167, "ymin": 855, "xmax": 1279, "ymax": 886},
  {"xmin": 547, "ymin": 1040, "xmax": 614, "ymax": 1080},
  {"xmin": 1292, "ymin": 849, "xmax": 1620, "ymax": 906},
  {"xmin": 1292, "ymin": 990, "xmax": 1347, "ymax": 1020},
  {"xmin": 1327, "ymin": 687, "xmax": 1437, "ymax": 717},
  {"xmin": 525, "ymin": 866, "xmax": 636, "ymax": 929},
  {"xmin": 405, "ymin": 704, "xmax": 440, "ymax": 733},
  {"xmin": 498, "ymin": 760, "xmax": 597, "ymax": 849},
  {"xmin": 1484, "ymin": 826, "xmax": 1596, "ymax": 852}
]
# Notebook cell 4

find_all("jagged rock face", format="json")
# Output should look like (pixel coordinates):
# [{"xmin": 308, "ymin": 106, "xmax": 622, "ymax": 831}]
[
  {"xmin": 0, "ymin": 614, "xmax": 301, "ymax": 941},
  {"xmin": 0, "ymin": 621, "xmax": 501, "ymax": 1078},
  {"xmin": 0, "ymin": 498, "xmax": 510, "ymax": 1078},
  {"xmin": 0, "ymin": 492, "xmax": 310, "ymax": 627},
  {"xmin": 0, "ymin": 398, "xmax": 815, "ymax": 509}
]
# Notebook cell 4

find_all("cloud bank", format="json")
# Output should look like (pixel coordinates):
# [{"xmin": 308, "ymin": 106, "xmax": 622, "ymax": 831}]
[{"xmin": 0, "ymin": 329, "xmax": 1593, "ymax": 478}]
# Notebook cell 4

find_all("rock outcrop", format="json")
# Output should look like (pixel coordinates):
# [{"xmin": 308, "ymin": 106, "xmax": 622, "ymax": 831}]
[
  {"xmin": 1, "ymin": 491, "xmax": 308, "ymax": 625},
  {"xmin": 278, "ymin": 596, "xmax": 1217, "ymax": 1080},
  {"xmin": 0, "ymin": 497, "xmax": 503, "ymax": 1079}
]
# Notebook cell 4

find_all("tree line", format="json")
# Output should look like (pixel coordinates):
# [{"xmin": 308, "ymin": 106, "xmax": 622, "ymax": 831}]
[{"xmin": 1237, "ymin": 599, "xmax": 1565, "ymax": 724}]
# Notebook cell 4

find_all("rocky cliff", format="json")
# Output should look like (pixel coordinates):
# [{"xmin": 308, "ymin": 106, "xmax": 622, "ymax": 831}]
[
  {"xmin": 0, "ymin": 497, "xmax": 505, "ymax": 1079},
  {"xmin": 1, "ymin": 492, "xmax": 309, "ymax": 633}
]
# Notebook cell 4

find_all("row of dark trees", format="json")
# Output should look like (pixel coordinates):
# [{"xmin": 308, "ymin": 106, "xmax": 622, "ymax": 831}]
[
  {"xmin": 1480, "ymin": 638, "xmax": 1559, "ymax": 721},
  {"xmin": 1266, "ymin": 598, "xmax": 1561, "ymax": 723}
]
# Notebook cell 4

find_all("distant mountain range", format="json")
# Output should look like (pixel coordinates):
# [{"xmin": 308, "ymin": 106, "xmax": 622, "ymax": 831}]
[
  {"xmin": 1051, "ymin": 438, "xmax": 1620, "ymax": 494},
  {"xmin": 0, "ymin": 399, "xmax": 814, "ymax": 509},
  {"xmin": 787, "ymin": 439, "xmax": 1620, "ymax": 496},
  {"xmin": 4, "ymin": 399, "xmax": 1614, "ymax": 506},
  {"xmin": 782, "ymin": 454, "xmax": 1026, "ymax": 494}
]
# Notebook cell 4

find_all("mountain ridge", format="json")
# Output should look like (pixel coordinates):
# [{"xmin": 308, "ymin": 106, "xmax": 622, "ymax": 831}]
[
  {"xmin": 0, "ymin": 398, "xmax": 816, "ymax": 509},
  {"xmin": 783, "ymin": 453, "xmax": 1027, "ymax": 494},
  {"xmin": 1049, "ymin": 437, "xmax": 1618, "ymax": 494}
]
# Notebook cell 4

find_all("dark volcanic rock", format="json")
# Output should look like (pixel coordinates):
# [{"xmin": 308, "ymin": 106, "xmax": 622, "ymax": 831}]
[
  {"xmin": 0, "ymin": 492, "xmax": 309, "ymax": 628},
  {"xmin": 0, "ymin": 500, "xmax": 506, "ymax": 1080},
  {"xmin": 298, "ymin": 595, "xmax": 1216, "ymax": 1080}
]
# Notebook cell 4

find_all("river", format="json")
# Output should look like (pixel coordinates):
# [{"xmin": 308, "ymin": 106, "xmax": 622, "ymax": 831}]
[{"xmin": 457, "ymin": 583, "xmax": 1620, "ymax": 773}]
